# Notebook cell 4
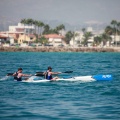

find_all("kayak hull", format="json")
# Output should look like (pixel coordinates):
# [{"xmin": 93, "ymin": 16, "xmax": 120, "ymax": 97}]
[
  {"xmin": 23, "ymin": 74, "xmax": 112, "ymax": 83},
  {"xmin": 57, "ymin": 76, "xmax": 95, "ymax": 82}
]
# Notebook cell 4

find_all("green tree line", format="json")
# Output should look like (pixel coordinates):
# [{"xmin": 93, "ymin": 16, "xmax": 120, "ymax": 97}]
[
  {"xmin": 20, "ymin": 19, "xmax": 120, "ymax": 46},
  {"xmin": 94, "ymin": 20, "xmax": 120, "ymax": 47},
  {"xmin": 20, "ymin": 18, "xmax": 71, "ymax": 44}
]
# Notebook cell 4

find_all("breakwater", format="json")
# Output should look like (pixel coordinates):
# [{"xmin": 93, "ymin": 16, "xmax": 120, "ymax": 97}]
[{"xmin": 0, "ymin": 46, "xmax": 120, "ymax": 52}]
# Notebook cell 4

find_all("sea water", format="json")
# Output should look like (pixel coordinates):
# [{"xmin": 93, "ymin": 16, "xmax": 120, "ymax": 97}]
[{"xmin": 0, "ymin": 52, "xmax": 120, "ymax": 120}]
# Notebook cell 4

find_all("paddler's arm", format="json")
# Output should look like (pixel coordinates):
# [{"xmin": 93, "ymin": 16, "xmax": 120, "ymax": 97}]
[
  {"xmin": 52, "ymin": 72, "xmax": 61, "ymax": 75},
  {"xmin": 43, "ymin": 72, "xmax": 47, "ymax": 75},
  {"xmin": 21, "ymin": 74, "xmax": 32, "ymax": 77},
  {"xmin": 13, "ymin": 72, "xmax": 16, "ymax": 76}
]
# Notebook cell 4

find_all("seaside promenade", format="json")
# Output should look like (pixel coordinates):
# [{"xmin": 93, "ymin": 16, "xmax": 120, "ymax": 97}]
[{"xmin": 0, "ymin": 46, "xmax": 120, "ymax": 52}]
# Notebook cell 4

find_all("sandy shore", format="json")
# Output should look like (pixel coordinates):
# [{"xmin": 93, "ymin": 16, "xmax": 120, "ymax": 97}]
[{"xmin": 0, "ymin": 46, "xmax": 120, "ymax": 52}]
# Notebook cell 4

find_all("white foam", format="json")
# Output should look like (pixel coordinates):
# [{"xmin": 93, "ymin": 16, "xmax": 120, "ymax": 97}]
[{"xmin": 0, "ymin": 76, "xmax": 10, "ymax": 81}]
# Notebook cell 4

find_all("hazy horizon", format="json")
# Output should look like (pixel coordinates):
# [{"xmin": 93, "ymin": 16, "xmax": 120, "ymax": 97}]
[{"xmin": 0, "ymin": 0, "xmax": 120, "ymax": 30}]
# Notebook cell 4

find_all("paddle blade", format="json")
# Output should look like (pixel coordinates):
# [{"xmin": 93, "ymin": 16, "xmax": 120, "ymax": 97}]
[
  {"xmin": 36, "ymin": 72, "xmax": 44, "ymax": 74},
  {"xmin": 93, "ymin": 74, "xmax": 112, "ymax": 81},
  {"xmin": 63, "ymin": 71, "xmax": 73, "ymax": 73},
  {"xmin": 35, "ymin": 72, "xmax": 44, "ymax": 77},
  {"xmin": 7, "ymin": 73, "xmax": 13, "ymax": 76}
]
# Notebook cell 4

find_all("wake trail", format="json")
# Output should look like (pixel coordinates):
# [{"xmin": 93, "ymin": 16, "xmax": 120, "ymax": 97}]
[{"xmin": 0, "ymin": 76, "xmax": 10, "ymax": 81}]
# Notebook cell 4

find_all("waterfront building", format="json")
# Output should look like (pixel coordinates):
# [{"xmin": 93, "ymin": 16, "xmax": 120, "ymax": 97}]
[
  {"xmin": 9, "ymin": 23, "xmax": 35, "ymax": 34},
  {"xmin": 70, "ymin": 31, "xmax": 84, "ymax": 47},
  {"xmin": 43, "ymin": 34, "xmax": 65, "ymax": 47},
  {"xmin": 18, "ymin": 34, "xmax": 36, "ymax": 44},
  {"xmin": 0, "ymin": 23, "xmax": 35, "ymax": 44},
  {"xmin": 0, "ymin": 33, "xmax": 14, "ymax": 45}
]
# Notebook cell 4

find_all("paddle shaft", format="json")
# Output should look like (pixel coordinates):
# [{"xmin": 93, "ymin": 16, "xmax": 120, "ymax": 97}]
[{"xmin": 36, "ymin": 71, "xmax": 73, "ymax": 74}]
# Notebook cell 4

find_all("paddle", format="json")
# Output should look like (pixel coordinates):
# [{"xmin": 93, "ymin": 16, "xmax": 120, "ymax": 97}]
[
  {"xmin": 7, "ymin": 71, "xmax": 73, "ymax": 77},
  {"xmin": 36, "ymin": 71, "xmax": 73, "ymax": 74},
  {"xmin": 62, "ymin": 71, "xmax": 73, "ymax": 73},
  {"xmin": 35, "ymin": 71, "xmax": 73, "ymax": 77},
  {"xmin": 7, "ymin": 73, "xmax": 14, "ymax": 76}
]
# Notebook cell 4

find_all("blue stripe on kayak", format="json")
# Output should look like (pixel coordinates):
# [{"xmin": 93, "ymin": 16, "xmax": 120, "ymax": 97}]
[{"xmin": 93, "ymin": 75, "xmax": 112, "ymax": 81}]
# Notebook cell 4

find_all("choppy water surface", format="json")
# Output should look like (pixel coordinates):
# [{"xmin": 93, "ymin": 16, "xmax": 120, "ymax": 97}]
[{"xmin": 0, "ymin": 52, "xmax": 120, "ymax": 120}]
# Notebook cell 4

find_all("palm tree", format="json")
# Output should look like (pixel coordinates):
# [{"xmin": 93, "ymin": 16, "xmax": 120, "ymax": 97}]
[
  {"xmin": 38, "ymin": 21, "xmax": 44, "ymax": 35},
  {"xmin": 117, "ymin": 22, "xmax": 120, "ymax": 46},
  {"xmin": 101, "ymin": 33, "xmax": 112, "ymax": 46},
  {"xmin": 21, "ymin": 19, "xmax": 26, "ymax": 24},
  {"xmin": 111, "ymin": 20, "xmax": 117, "ymax": 46},
  {"xmin": 56, "ymin": 24, "xmax": 65, "ymax": 35},
  {"xmin": 36, "ymin": 21, "xmax": 44, "ymax": 40},
  {"xmin": 33, "ymin": 20, "xmax": 38, "ymax": 34},
  {"xmin": 25, "ymin": 18, "xmax": 35, "ymax": 44},
  {"xmin": 21, "ymin": 18, "xmax": 28, "ymax": 32},
  {"xmin": 82, "ymin": 32, "xmax": 92, "ymax": 46},
  {"xmin": 94, "ymin": 36, "xmax": 102, "ymax": 46},
  {"xmin": 72, "ymin": 32, "xmax": 79, "ymax": 47},
  {"xmin": 21, "ymin": 19, "xmax": 28, "ymax": 42},
  {"xmin": 82, "ymin": 28, "xmax": 86, "ymax": 34},
  {"xmin": 26, "ymin": 18, "xmax": 34, "ymax": 35},
  {"xmin": 105, "ymin": 26, "xmax": 113, "ymax": 35},
  {"xmin": 43, "ymin": 24, "xmax": 50, "ymax": 34},
  {"xmin": 65, "ymin": 31, "xmax": 74, "ymax": 44},
  {"xmin": 105, "ymin": 26, "xmax": 114, "ymax": 46}
]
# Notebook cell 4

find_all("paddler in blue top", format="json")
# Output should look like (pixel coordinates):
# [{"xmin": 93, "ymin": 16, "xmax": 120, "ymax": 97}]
[
  {"xmin": 13, "ymin": 68, "xmax": 31, "ymax": 81},
  {"xmin": 44, "ymin": 66, "xmax": 61, "ymax": 81}
]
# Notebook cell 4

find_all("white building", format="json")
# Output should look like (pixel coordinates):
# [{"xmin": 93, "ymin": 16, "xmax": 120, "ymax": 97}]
[
  {"xmin": 0, "ymin": 23, "xmax": 35, "ymax": 44},
  {"xmin": 9, "ymin": 23, "xmax": 35, "ymax": 34},
  {"xmin": 70, "ymin": 31, "xmax": 84, "ymax": 47},
  {"xmin": 0, "ymin": 33, "xmax": 15, "ymax": 45},
  {"xmin": 70, "ymin": 29, "xmax": 96, "ymax": 47},
  {"xmin": 44, "ymin": 34, "xmax": 65, "ymax": 47}
]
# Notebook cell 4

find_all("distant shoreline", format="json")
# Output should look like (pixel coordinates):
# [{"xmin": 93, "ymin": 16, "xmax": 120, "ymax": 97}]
[{"xmin": 0, "ymin": 46, "xmax": 120, "ymax": 52}]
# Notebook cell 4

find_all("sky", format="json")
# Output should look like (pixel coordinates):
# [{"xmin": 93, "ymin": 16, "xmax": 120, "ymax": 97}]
[{"xmin": 0, "ymin": 0, "xmax": 120, "ymax": 26}]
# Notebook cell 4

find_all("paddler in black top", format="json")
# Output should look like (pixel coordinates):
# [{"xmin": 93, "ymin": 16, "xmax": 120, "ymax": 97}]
[
  {"xmin": 44, "ymin": 66, "xmax": 61, "ymax": 81},
  {"xmin": 13, "ymin": 68, "xmax": 31, "ymax": 81}
]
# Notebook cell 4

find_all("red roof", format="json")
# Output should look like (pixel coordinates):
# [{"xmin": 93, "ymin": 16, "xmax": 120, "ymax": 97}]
[{"xmin": 44, "ymin": 34, "xmax": 64, "ymax": 39}]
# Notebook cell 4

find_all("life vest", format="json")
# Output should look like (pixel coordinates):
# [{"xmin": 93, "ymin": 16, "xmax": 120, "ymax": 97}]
[
  {"xmin": 14, "ymin": 72, "xmax": 22, "ymax": 81},
  {"xmin": 45, "ymin": 71, "xmax": 52, "ymax": 80},
  {"xmin": 47, "ymin": 75, "xmax": 52, "ymax": 80},
  {"xmin": 47, "ymin": 72, "xmax": 52, "ymax": 80}
]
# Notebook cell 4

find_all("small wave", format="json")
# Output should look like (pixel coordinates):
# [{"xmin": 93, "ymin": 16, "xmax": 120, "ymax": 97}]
[{"xmin": 0, "ymin": 76, "xmax": 10, "ymax": 81}]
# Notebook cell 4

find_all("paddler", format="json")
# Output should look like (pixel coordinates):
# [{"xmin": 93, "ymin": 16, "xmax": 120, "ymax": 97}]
[
  {"xmin": 13, "ymin": 68, "xmax": 31, "ymax": 81},
  {"xmin": 44, "ymin": 66, "xmax": 61, "ymax": 80}
]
